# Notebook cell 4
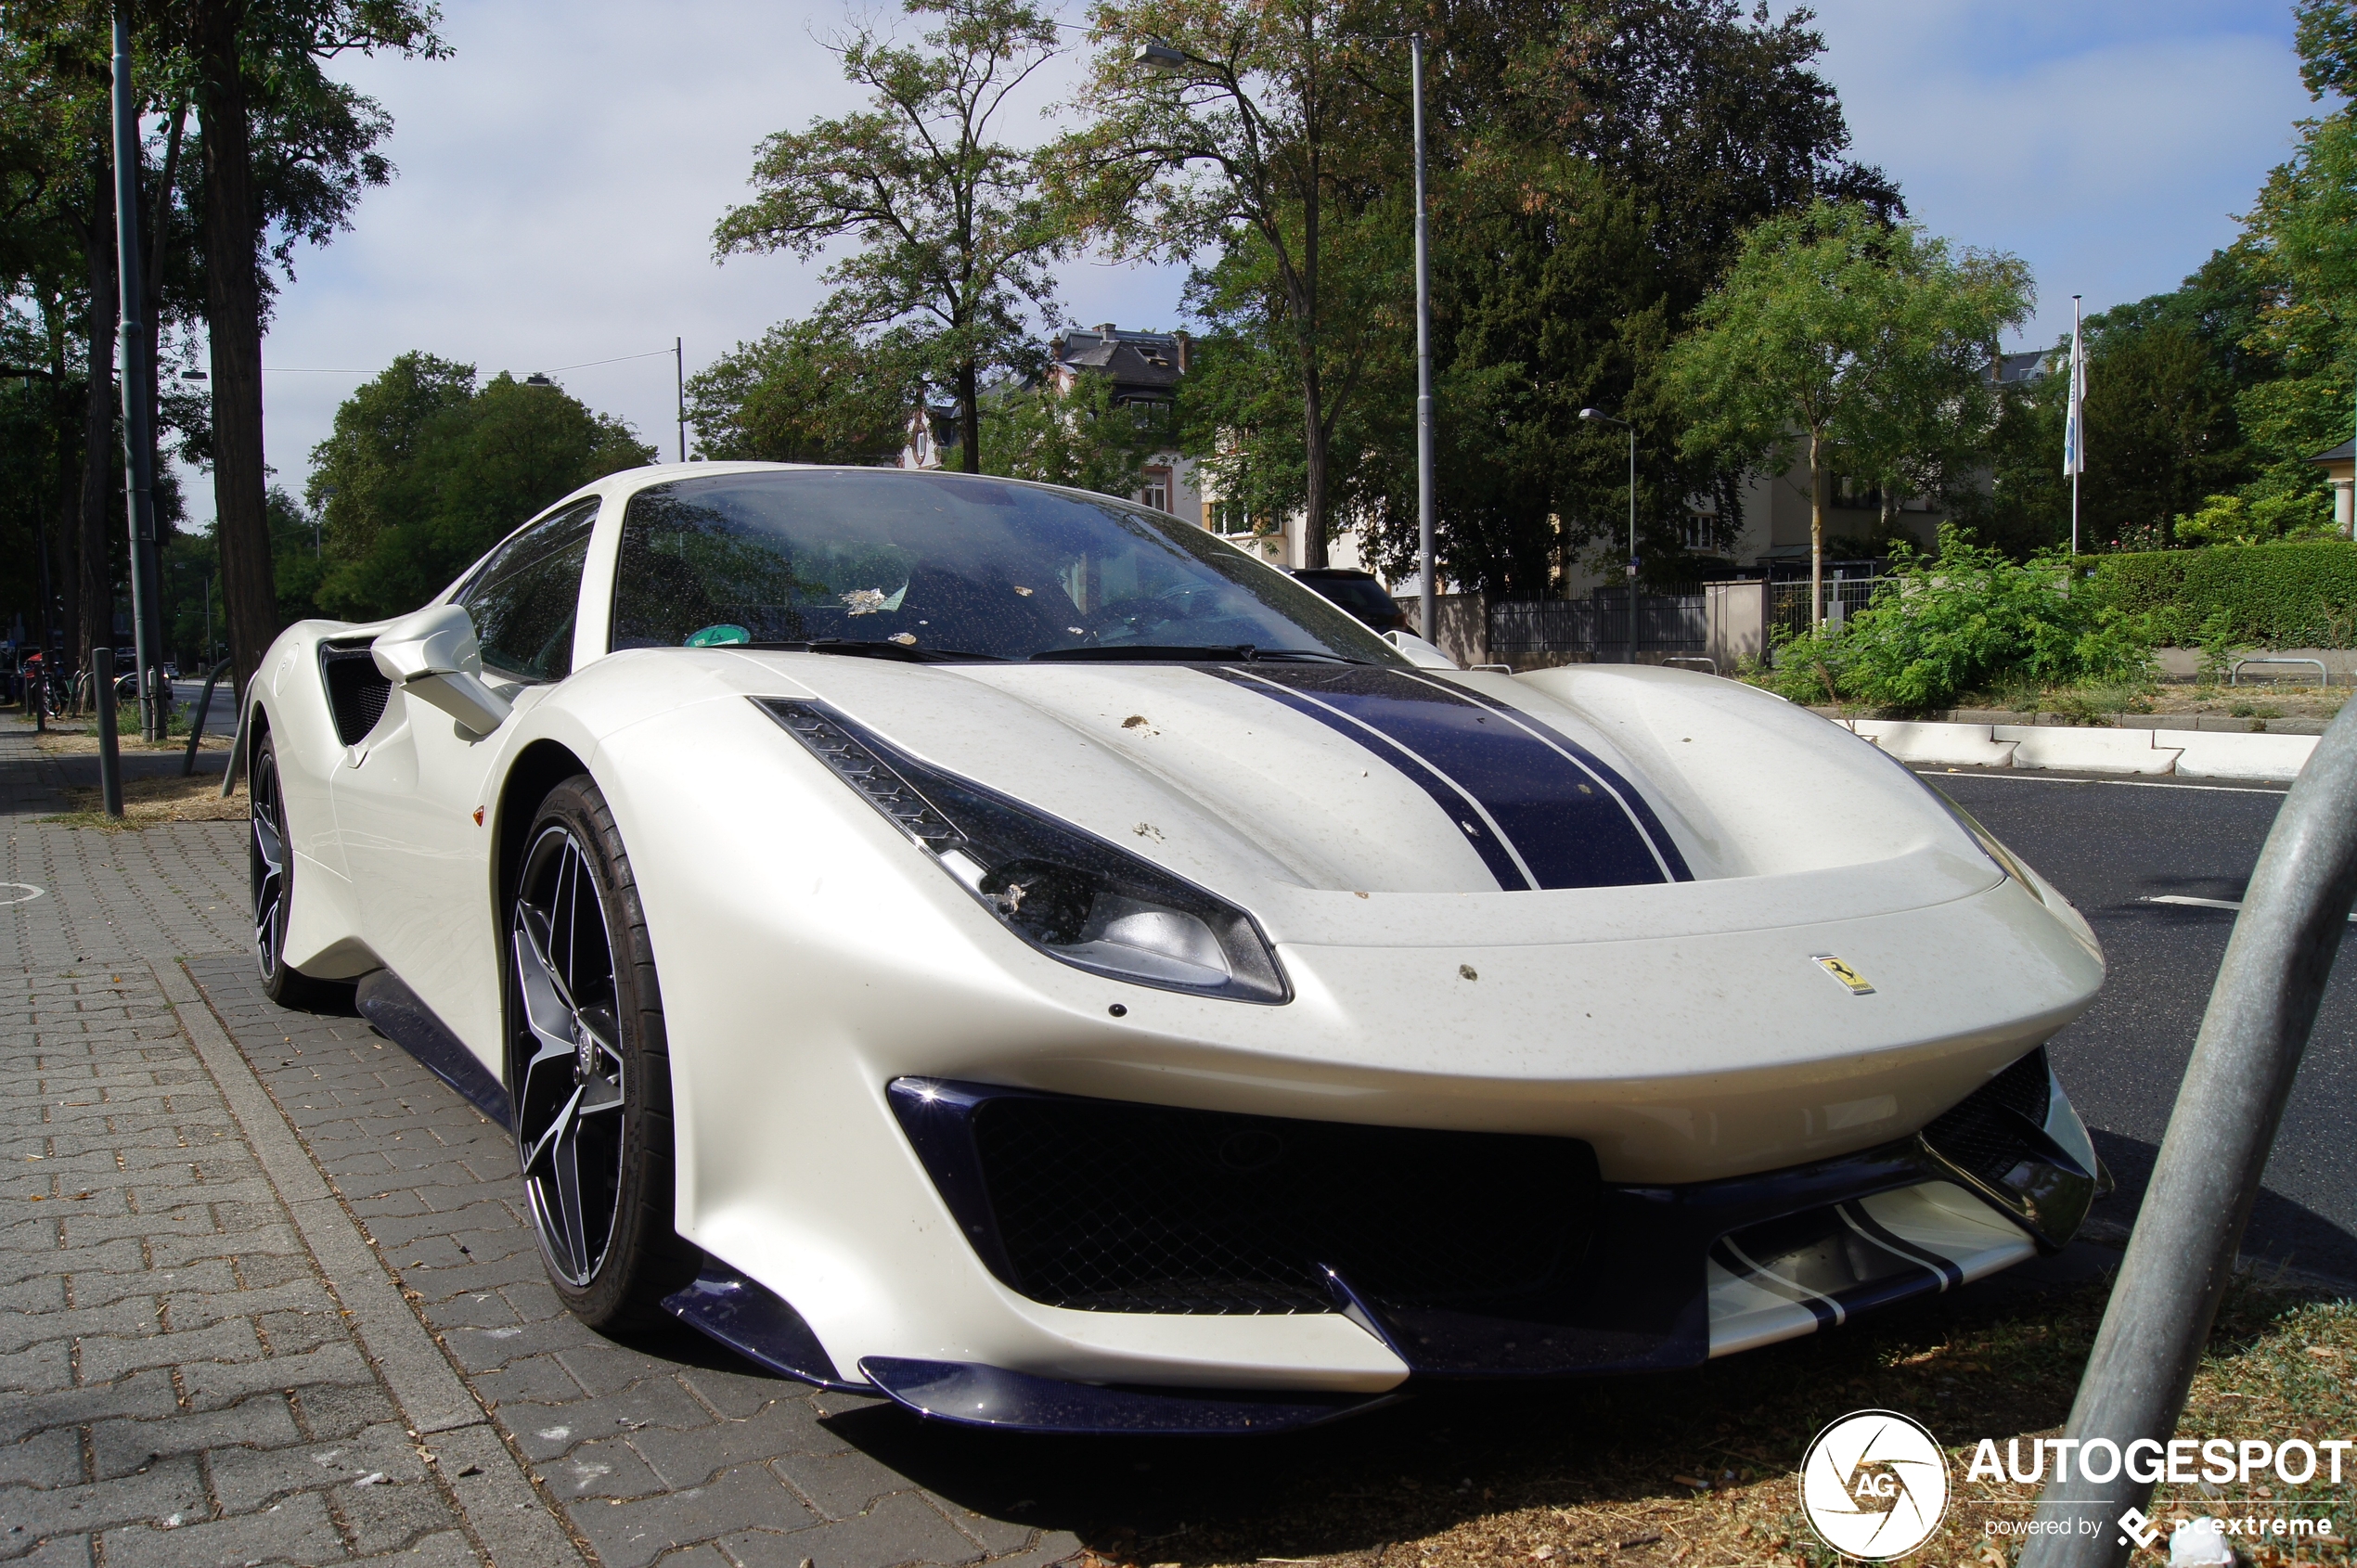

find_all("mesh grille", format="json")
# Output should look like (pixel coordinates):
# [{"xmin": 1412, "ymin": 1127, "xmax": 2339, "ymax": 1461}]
[
  {"xmin": 971, "ymin": 1098, "xmax": 1599, "ymax": 1315},
  {"xmin": 1923, "ymin": 1047, "xmax": 2053, "ymax": 1189},
  {"xmin": 320, "ymin": 645, "xmax": 393, "ymax": 747}
]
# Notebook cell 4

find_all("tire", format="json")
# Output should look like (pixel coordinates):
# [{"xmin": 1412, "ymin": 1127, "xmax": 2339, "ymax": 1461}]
[
  {"xmin": 251, "ymin": 734, "xmax": 346, "ymax": 1009},
  {"xmin": 507, "ymin": 775, "xmax": 698, "ymax": 1330}
]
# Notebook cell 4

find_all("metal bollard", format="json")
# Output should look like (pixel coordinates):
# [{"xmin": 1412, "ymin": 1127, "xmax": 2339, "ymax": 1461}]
[
  {"xmin": 93, "ymin": 648, "xmax": 123, "ymax": 817},
  {"xmin": 2017, "ymin": 692, "xmax": 2357, "ymax": 1568},
  {"xmin": 181, "ymin": 657, "xmax": 232, "ymax": 778}
]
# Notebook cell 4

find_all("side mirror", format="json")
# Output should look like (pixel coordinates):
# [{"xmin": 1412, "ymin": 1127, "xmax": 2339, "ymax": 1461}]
[
  {"xmin": 1385, "ymin": 628, "xmax": 1460, "ymax": 670},
  {"xmin": 371, "ymin": 603, "xmax": 513, "ymax": 738}
]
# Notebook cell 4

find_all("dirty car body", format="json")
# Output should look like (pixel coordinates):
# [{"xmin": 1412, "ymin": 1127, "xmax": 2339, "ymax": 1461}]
[{"xmin": 245, "ymin": 463, "xmax": 2107, "ymax": 1434}]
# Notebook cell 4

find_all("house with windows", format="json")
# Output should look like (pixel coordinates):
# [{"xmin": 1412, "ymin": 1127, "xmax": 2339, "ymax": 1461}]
[
  {"xmin": 2310, "ymin": 438, "xmax": 2355, "ymax": 536},
  {"xmin": 895, "ymin": 323, "xmax": 1381, "ymax": 578}
]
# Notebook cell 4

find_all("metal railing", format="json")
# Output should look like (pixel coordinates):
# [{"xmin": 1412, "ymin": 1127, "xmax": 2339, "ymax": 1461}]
[
  {"xmin": 1488, "ymin": 591, "xmax": 1706, "ymax": 661},
  {"xmin": 2019, "ymin": 696, "xmax": 2357, "ymax": 1568},
  {"xmin": 2230, "ymin": 656, "xmax": 2330, "ymax": 688},
  {"xmin": 1770, "ymin": 571, "xmax": 1886, "ymax": 640}
]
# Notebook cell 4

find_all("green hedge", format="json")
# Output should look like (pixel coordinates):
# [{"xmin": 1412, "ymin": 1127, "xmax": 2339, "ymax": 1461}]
[{"xmin": 2086, "ymin": 541, "xmax": 2357, "ymax": 648}]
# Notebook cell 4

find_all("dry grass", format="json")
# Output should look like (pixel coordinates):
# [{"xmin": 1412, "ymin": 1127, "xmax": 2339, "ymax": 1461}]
[
  {"xmin": 1034, "ymin": 1270, "xmax": 2353, "ymax": 1568},
  {"xmin": 32, "ymin": 726, "xmax": 231, "ymax": 754},
  {"xmin": 43, "ymin": 770, "xmax": 246, "ymax": 831}
]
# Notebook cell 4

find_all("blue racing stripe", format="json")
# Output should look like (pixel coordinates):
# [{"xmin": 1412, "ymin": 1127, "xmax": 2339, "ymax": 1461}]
[
  {"xmin": 1399, "ymin": 673, "xmax": 1694, "ymax": 882},
  {"xmin": 1218, "ymin": 668, "xmax": 1531, "ymax": 890},
  {"xmin": 1213, "ymin": 665, "xmax": 1681, "ymax": 891}
]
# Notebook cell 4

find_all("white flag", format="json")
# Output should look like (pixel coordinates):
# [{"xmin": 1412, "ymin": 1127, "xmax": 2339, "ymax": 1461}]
[{"xmin": 2062, "ymin": 305, "xmax": 2087, "ymax": 477}]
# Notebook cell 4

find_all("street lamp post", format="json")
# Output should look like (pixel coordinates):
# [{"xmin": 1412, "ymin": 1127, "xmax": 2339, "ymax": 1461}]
[
  {"xmin": 1134, "ymin": 32, "xmax": 1437, "ymax": 645},
  {"xmin": 109, "ymin": 6, "xmax": 164, "ymax": 741},
  {"xmin": 1579, "ymin": 407, "xmax": 1636, "ymax": 662}
]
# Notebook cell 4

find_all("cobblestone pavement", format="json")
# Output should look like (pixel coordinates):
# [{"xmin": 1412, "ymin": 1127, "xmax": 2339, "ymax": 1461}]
[{"xmin": 0, "ymin": 721, "xmax": 1084, "ymax": 1568}]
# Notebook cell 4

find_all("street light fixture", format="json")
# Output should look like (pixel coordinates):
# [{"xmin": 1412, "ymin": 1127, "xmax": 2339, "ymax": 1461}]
[
  {"xmin": 1136, "ymin": 32, "xmax": 1438, "ymax": 646},
  {"xmin": 524, "ymin": 372, "xmax": 555, "ymax": 387},
  {"xmin": 1579, "ymin": 406, "xmax": 1638, "ymax": 663}
]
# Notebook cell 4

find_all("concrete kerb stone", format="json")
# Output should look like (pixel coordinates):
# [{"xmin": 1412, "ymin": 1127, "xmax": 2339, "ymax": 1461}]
[
  {"xmin": 148, "ymin": 955, "xmax": 590, "ymax": 1568},
  {"xmin": 1835, "ymin": 716, "xmax": 2312, "ymax": 781}
]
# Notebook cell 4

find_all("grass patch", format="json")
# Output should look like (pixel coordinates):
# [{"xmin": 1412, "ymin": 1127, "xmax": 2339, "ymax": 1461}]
[
  {"xmin": 42, "ymin": 771, "xmax": 247, "ymax": 831},
  {"xmin": 1046, "ymin": 1269, "xmax": 2353, "ymax": 1568},
  {"xmin": 31, "ymin": 725, "xmax": 230, "ymax": 755}
]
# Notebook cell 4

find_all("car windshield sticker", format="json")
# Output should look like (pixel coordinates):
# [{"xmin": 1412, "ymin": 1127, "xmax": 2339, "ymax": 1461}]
[{"xmin": 1211, "ymin": 665, "xmax": 1687, "ymax": 891}]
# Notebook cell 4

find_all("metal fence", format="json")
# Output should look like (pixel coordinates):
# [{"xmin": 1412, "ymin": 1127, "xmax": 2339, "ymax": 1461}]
[
  {"xmin": 1489, "ymin": 591, "xmax": 1707, "ymax": 661},
  {"xmin": 1769, "ymin": 571, "xmax": 1886, "ymax": 641}
]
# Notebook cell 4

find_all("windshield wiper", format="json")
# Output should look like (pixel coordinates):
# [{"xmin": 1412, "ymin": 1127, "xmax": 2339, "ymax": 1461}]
[
  {"xmin": 739, "ymin": 639, "xmax": 1007, "ymax": 664},
  {"xmin": 1029, "ymin": 644, "xmax": 1373, "ymax": 665}
]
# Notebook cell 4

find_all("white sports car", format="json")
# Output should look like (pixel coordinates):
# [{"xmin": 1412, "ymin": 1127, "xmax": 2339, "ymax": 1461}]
[{"xmin": 244, "ymin": 463, "xmax": 2107, "ymax": 1433}]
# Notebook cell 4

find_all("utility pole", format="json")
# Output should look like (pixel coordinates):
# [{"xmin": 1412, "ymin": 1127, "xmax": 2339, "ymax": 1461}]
[
  {"xmin": 1410, "ymin": 36, "xmax": 1435, "ymax": 648},
  {"xmin": 676, "ymin": 337, "xmax": 687, "ymax": 463},
  {"xmin": 110, "ymin": 6, "xmax": 164, "ymax": 741}
]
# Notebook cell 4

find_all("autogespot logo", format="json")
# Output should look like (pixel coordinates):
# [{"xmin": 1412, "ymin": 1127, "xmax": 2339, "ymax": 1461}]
[{"xmin": 1801, "ymin": 1410, "xmax": 1953, "ymax": 1560}]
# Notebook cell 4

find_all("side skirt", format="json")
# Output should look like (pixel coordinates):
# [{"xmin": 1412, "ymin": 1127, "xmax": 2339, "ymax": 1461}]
[{"xmin": 354, "ymin": 970, "xmax": 512, "ymax": 1129}]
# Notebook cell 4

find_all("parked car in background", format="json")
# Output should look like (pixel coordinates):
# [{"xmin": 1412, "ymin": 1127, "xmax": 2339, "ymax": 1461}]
[{"xmin": 1290, "ymin": 567, "xmax": 1410, "ymax": 633}]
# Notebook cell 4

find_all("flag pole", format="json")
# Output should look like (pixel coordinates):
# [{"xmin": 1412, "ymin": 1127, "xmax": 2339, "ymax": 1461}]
[{"xmin": 2070, "ymin": 294, "xmax": 2082, "ymax": 558}]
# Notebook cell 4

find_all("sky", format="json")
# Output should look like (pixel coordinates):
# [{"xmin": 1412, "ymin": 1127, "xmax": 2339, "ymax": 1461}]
[{"xmin": 175, "ymin": 0, "xmax": 2322, "ymax": 528}]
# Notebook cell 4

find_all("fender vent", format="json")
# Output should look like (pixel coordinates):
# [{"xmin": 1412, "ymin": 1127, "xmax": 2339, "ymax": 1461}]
[
  {"xmin": 1921, "ymin": 1047, "xmax": 2054, "ymax": 1189},
  {"xmin": 320, "ymin": 644, "xmax": 393, "ymax": 746}
]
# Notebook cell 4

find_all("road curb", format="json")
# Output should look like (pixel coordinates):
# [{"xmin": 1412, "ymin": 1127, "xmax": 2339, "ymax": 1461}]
[
  {"xmin": 1835, "ymin": 717, "xmax": 2316, "ymax": 782},
  {"xmin": 152, "ymin": 955, "xmax": 592, "ymax": 1568}
]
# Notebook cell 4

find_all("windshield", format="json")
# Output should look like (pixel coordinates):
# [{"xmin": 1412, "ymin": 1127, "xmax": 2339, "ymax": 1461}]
[{"xmin": 609, "ymin": 469, "xmax": 1405, "ymax": 664}]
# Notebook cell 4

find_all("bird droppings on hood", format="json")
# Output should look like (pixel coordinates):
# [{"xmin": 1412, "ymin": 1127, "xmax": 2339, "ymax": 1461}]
[
  {"xmin": 1133, "ymin": 822, "xmax": 1165, "ymax": 842},
  {"xmin": 1354, "ymin": 891, "xmax": 1370, "ymax": 899},
  {"xmin": 1121, "ymin": 714, "xmax": 1159, "ymax": 735},
  {"xmin": 1013, "ymin": 585, "xmax": 1034, "ymax": 595},
  {"xmin": 1460, "ymin": 965, "xmax": 1479, "ymax": 981},
  {"xmin": 889, "ymin": 633, "xmax": 918, "ymax": 646}
]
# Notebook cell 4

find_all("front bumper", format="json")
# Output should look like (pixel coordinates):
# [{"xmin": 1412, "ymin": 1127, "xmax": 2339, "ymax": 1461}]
[{"xmin": 669, "ymin": 1047, "xmax": 2104, "ymax": 1432}]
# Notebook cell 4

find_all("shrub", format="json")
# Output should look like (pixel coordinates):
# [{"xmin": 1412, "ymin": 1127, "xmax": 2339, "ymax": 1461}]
[
  {"xmin": 1762, "ymin": 525, "xmax": 2154, "ymax": 710},
  {"xmin": 2086, "ymin": 540, "xmax": 2357, "ymax": 647}
]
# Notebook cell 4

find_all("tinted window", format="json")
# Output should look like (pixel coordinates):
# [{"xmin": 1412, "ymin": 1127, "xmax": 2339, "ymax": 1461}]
[
  {"xmin": 459, "ymin": 497, "xmax": 599, "ymax": 681},
  {"xmin": 609, "ymin": 469, "xmax": 1400, "ymax": 664}
]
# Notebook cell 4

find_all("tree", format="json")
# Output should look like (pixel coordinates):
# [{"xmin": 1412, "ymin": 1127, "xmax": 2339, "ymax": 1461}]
[
  {"xmin": 182, "ymin": 0, "xmax": 443, "ymax": 688},
  {"xmin": 714, "ymin": 0, "xmax": 1066, "ymax": 475},
  {"xmin": 308, "ymin": 354, "xmax": 651, "ymax": 622},
  {"xmin": 980, "ymin": 366, "xmax": 1171, "ymax": 496},
  {"xmin": 683, "ymin": 320, "xmax": 919, "ymax": 465},
  {"xmin": 1664, "ymin": 200, "xmax": 2030, "ymax": 623},
  {"xmin": 1051, "ymin": 0, "xmax": 1403, "ymax": 568}
]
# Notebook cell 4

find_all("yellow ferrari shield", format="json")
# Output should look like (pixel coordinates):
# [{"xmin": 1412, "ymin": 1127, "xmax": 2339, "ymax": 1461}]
[{"xmin": 1812, "ymin": 955, "xmax": 1874, "ymax": 996}]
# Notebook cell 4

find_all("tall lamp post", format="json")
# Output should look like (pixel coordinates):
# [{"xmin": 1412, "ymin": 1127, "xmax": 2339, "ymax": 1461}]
[
  {"xmin": 1135, "ymin": 32, "xmax": 1436, "ymax": 644},
  {"xmin": 1579, "ymin": 407, "xmax": 1636, "ymax": 662},
  {"xmin": 109, "ymin": 6, "xmax": 164, "ymax": 740}
]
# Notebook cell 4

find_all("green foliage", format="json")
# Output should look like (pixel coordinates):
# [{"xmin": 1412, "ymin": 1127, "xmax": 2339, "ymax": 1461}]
[
  {"xmin": 713, "ymin": 0, "xmax": 1067, "ymax": 471},
  {"xmin": 2170, "ymin": 490, "xmax": 2336, "ymax": 546},
  {"xmin": 1759, "ymin": 526, "xmax": 2153, "ymax": 710},
  {"xmin": 685, "ymin": 320, "xmax": 917, "ymax": 465},
  {"xmin": 978, "ymin": 370, "xmax": 1167, "ymax": 498},
  {"xmin": 1666, "ymin": 201, "xmax": 2031, "ymax": 552},
  {"xmin": 2086, "ymin": 541, "xmax": 2357, "ymax": 648},
  {"xmin": 306, "ymin": 353, "xmax": 652, "ymax": 623}
]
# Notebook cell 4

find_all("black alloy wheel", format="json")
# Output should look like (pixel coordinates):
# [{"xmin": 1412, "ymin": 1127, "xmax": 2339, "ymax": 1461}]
[
  {"xmin": 508, "ymin": 776, "xmax": 696, "ymax": 1329},
  {"xmin": 251, "ymin": 734, "xmax": 340, "ymax": 1009}
]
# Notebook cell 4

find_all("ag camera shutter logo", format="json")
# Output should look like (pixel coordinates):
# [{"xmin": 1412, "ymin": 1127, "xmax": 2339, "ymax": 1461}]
[{"xmin": 1800, "ymin": 1410, "xmax": 1951, "ymax": 1560}]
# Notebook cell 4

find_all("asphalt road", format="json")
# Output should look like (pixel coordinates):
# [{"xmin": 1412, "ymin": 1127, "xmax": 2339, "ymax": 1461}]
[{"xmin": 1926, "ymin": 767, "xmax": 2357, "ymax": 1286}]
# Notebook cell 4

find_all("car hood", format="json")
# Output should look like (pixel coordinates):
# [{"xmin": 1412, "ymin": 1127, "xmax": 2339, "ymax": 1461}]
[{"xmin": 589, "ymin": 650, "xmax": 2008, "ymax": 951}]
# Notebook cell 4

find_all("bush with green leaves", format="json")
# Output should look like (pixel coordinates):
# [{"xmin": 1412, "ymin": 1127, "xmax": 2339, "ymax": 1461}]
[
  {"xmin": 1760, "ymin": 526, "xmax": 2154, "ymax": 709},
  {"xmin": 2087, "ymin": 540, "xmax": 2357, "ymax": 647}
]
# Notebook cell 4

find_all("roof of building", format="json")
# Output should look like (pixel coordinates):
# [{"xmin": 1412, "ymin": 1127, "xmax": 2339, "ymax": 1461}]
[
  {"xmin": 2311, "ymin": 437, "xmax": 2355, "ymax": 465},
  {"xmin": 1990, "ymin": 350, "xmax": 2053, "ymax": 387},
  {"xmin": 1053, "ymin": 326, "xmax": 1187, "ymax": 399}
]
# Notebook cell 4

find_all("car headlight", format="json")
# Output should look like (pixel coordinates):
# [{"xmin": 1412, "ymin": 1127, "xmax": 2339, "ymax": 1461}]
[{"xmin": 759, "ymin": 699, "xmax": 1290, "ymax": 1004}]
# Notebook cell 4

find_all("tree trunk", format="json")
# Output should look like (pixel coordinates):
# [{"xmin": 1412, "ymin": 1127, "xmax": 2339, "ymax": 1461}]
[
  {"xmin": 1301, "ymin": 365, "xmax": 1329, "ymax": 570},
  {"xmin": 958, "ymin": 358, "xmax": 980, "ymax": 475},
  {"xmin": 78, "ymin": 161, "xmax": 118, "ymax": 695},
  {"xmin": 1809, "ymin": 431, "xmax": 1824, "ymax": 631},
  {"xmin": 196, "ymin": 0, "xmax": 275, "ymax": 691}
]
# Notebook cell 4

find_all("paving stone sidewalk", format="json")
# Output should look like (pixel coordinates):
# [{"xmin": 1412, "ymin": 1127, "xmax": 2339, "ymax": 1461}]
[{"xmin": 0, "ymin": 720, "xmax": 1083, "ymax": 1568}]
